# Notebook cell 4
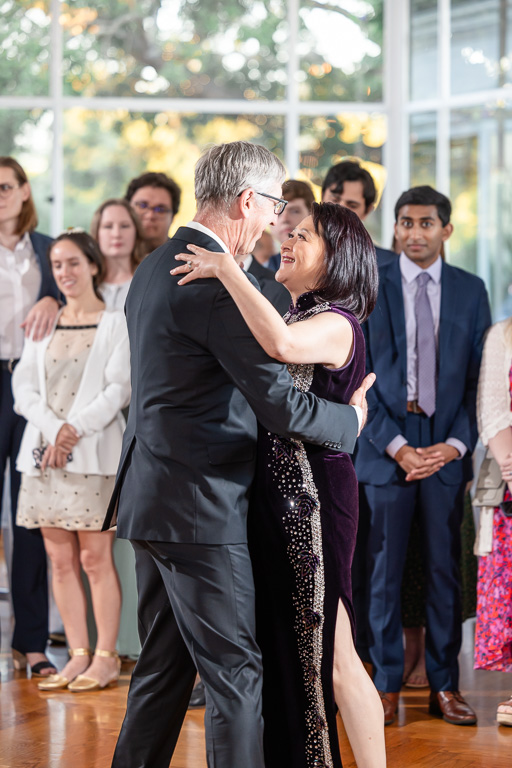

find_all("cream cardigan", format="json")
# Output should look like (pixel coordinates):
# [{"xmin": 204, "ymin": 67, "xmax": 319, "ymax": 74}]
[
  {"xmin": 13, "ymin": 309, "xmax": 130, "ymax": 477},
  {"xmin": 474, "ymin": 318, "xmax": 512, "ymax": 555}
]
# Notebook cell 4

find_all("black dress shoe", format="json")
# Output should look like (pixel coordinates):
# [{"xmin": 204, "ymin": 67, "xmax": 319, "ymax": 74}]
[{"xmin": 188, "ymin": 680, "xmax": 206, "ymax": 709}]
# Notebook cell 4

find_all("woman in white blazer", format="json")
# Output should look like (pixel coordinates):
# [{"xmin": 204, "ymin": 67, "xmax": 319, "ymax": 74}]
[{"xmin": 12, "ymin": 230, "xmax": 130, "ymax": 692}]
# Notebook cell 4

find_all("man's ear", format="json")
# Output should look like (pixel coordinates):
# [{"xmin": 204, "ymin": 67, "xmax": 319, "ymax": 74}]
[
  {"xmin": 442, "ymin": 222, "xmax": 454, "ymax": 242},
  {"xmin": 361, "ymin": 203, "xmax": 375, "ymax": 221},
  {"xmin": 237, "ymin": 188, "xmax": 255, "ymax": 219}
]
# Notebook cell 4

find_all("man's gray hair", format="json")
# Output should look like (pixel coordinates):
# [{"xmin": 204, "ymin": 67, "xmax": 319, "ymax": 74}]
[{"xmin": 195, "ymin": 141, "xmax": 286, "ymax": 209}]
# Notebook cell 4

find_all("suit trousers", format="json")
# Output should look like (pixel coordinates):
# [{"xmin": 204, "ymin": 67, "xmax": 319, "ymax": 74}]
[
  {"xmin": 363, "ymin": 412, "xmax": 465, "ymax": 693},
  {"xmin": 0, "ymin": 368, "xmax": 48, "ymax": 653},
  {"xmin": 111, "ymin": 540, "xmax": 265, "ymax": 768}
]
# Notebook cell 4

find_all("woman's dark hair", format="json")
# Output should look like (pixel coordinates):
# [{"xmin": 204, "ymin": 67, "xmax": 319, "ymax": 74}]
[
  {"xmin": 394, "ymin": 185, "xmax": 451, "ymax": 226},
  {"xmin": 48, "ymin": 230, "xmax": 106, "ymax": 301},
  {"xmin": 311, "ymin": 202, "xmax": 378, "ymax": 323}
]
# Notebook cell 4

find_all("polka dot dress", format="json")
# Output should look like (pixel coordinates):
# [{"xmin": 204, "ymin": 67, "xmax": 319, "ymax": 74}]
[{"xmin": 17, "ymin": 325, "xmax": 115, "ymax": 531}]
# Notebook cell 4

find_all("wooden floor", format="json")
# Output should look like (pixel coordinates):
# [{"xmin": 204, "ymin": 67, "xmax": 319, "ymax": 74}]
[{"xmin": 1, "ymin": 549, "xmax": 511, "ymax": 766}]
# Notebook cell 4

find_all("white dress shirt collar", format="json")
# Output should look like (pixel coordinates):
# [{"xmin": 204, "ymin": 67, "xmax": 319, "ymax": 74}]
[
  {"xmin": 399, "ymin": 252, "xmax": 442, "ymax": 285},
  {"xmin": 186, "ymin": 221, "xmax": 230, "ymax": 254}
]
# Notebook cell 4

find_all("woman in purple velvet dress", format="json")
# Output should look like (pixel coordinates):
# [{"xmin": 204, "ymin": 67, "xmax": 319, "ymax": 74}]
[{"xmin": 172, "ymin": 202, "xmax": 385, "ymax": 768}]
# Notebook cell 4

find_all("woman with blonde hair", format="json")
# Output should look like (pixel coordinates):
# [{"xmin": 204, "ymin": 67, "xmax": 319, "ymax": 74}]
[
  {"xmin": 0, "ymin": 156, "xmax": 60, "ymax": 677},
  {"xmin": 90, "ymin": 198, "xmax": 146, "ymax": 659},
  {"xmin": 90, "ymin": 198, "xmax": 145, "ymax": 312}
]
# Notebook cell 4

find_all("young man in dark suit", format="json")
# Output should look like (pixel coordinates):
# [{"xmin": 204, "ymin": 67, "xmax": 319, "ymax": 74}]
[
  {"xmin": 104, "ymin": 141, "xmax": 373, "ymax": 768},
  {"xmin": 355, "ymin": 186, "xmax": 491, "ymax": 726}
]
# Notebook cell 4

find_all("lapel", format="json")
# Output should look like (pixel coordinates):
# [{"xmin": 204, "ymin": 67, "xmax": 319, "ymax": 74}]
[
  {"xmin": 438, "ymin": 260, "xmax": 458, "ymax": 385},
  {"xmin": 247, "ymin": 259, "xmax": 263, "ymax": 280},
  {"xmin": 381, "ymin": 260, "xmax": 407, "ymax": 377}
]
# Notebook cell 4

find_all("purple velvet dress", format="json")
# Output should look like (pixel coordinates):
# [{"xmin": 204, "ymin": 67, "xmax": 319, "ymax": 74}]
[{"xmin": 248, "ymin": 291, "xmax": 365, "ymax": 768}]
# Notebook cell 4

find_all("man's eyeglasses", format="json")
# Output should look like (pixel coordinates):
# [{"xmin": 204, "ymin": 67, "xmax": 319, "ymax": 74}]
[
  {"xmin": 255, "ymin": 191, "xmax": 288, "ymax": 215},
  {"xmin": 0, "ymin": 183, "xmax": 21, "ymax": 198},
  {"xmin": 133, "ymin": 201, "xmax": 173, "ymax": 216}
]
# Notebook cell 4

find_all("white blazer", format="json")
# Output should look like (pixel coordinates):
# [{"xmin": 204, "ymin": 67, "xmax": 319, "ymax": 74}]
[{"xmin": 13, "ymin": 309, "xmax": 131, "ymax": 477}]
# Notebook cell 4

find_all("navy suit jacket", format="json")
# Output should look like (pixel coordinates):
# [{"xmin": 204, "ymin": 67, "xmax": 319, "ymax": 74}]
[
  {"xmin": 29, "ymin": 231, "xmax": 59, "ymax": 301},
  {"xmin": 355, "ymin": 257, "xmax": 492, "ymax": 487},
  {"xmin": 375, "ymin": 245, "xmax": 397, "ymax": 266}
]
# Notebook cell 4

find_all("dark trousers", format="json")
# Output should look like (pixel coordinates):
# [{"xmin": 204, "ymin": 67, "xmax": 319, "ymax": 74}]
[
  {"xmin": 363, "ymin": 412, "xmax": 465, "ymax": 693},
  {"xmin": 111, "ymin": 540, "xmax": 265, "ymax": 768},
  {"xmin": 0, "ymin": 368, "xmax": 48, "ymax": 653}
]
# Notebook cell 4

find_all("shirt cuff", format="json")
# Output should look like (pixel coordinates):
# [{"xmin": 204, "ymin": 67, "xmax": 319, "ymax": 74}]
[
  {"xmin": 386, "ymin": 434, "xmax": 408, "ymax": 459},
  {"xmin": 352, "ymin": 405, "xmax": 362, "ymax": 432},
  {"xmin": 446, "ymin": 437, "xmax": 467, "ymax": 459}
]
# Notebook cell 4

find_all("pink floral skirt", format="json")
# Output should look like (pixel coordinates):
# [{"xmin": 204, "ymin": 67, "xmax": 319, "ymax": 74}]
[{"xmin": 474, "ymin": 505, "xmax": 512, "ymax": 672}]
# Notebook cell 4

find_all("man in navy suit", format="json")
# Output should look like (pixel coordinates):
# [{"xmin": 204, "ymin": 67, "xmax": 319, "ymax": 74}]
[{"xmin": 355, "ymin": 186, "xmax": 491, "ymax": 726}]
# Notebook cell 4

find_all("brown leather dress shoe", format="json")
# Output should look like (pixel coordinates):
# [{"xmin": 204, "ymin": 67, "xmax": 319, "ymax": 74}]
[
  {"xmin": 379, "ymin": 691, "xmax": 399, "ymax": 725},
  {"xmin": 429, "ymin": 691, "xmax": 477, "ymax": 725}
]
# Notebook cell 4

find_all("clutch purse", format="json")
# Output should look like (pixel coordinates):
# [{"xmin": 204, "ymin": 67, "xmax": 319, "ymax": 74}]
[
  {"xmin": 32, "ymin": 445, "xmax": 73, "ymax": 469},
  {"xmin": 473, "ymin": 448, "xmax": 505, "ymax": 507}
]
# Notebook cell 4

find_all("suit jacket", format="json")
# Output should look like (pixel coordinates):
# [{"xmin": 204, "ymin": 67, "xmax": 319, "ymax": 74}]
[
  {"xmin": 375, "ymin": 245, "xmax": 397, "ymax": 267},
  {"xmin": 355, "ymin": 257, "xmax": 491, "ymax": 487},
  {"xmin": 247, "ymin": 258, "xmax": 290, "ymax": 315},
  {"xmin": 103, "ymin": 226, "xmax": 359, "ymax": 545},
  {"xmin": 29, "ymin": 232, "xmax": 59, "ymax": 301}
]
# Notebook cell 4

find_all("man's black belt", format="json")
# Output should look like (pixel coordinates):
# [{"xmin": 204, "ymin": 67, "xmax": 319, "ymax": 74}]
[{"xmin": 1, "ymin": 359, "xmax": 19, "ymax": 373}]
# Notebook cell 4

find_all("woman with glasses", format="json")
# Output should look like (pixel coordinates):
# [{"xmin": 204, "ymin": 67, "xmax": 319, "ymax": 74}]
[
  {"xmin": 172, "ymin": 202, "xmax": 386, "ymax": 768},
  {"xmin": 13, "ymin": 230, "xmax": 130, "ymax": 691},
  {"xmin": 0, "ymin": 156, "xmax": 61, "ymax": 679}
]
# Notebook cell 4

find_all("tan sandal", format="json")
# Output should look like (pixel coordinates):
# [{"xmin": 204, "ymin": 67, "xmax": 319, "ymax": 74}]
[
  {"xmin": 68, "ymin": 649, "xmax": 121, "ymax": 692},
  {"xmin": 497, "ymin": 696, "xmax": 512, "ymax": 727},
  {"xmin": 38, "ymin": 648, "xmax": 91, "ymax": 691}
]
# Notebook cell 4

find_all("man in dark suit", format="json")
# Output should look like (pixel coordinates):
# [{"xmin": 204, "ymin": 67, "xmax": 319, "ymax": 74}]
[
  {"xmin": 321, "ymin": 159, "xmax": 396, "ymax": 266},
  {"xmin": 104, "ymin": 141, "xmax": 371, "ymax": 768},
  {"xmin": 355, "ymin": 186, "xmax": 491, "ymax": 726}
]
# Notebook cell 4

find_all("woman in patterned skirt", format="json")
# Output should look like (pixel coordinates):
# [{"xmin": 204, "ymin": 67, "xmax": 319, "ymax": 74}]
[
  {"xmin": 475, "ymin": 318, "xmax": 512, "ymax": 726},
  {"xmin": 172, "ymin": 202, "xmax": 385, "ymax": 767},
  {"xmin": 13, "ymin": 231, "xmax": 130, "ymax": 692}
]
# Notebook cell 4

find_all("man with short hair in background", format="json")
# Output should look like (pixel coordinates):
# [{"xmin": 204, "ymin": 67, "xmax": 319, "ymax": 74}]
[
  {"xmin": 322, "ymin": 159, "xmax": 396, "ymax": 266},
  {"xmin": 125, "ymin": 171, "xmax": 181, "ymax": 256}
]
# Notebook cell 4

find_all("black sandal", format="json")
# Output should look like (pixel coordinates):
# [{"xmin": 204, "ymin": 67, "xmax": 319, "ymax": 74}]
[{"xmin": 30, "ymin": 659, "xmax": 58, "ymax": 677}]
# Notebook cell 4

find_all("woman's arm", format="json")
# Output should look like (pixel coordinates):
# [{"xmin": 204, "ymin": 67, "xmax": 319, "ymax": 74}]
[
  {"xmin": 173, "ymin": 245, "xmax": 353, "ymax": 368},
  {"xmin": 12, "ymin": 337, "xmax": 66, "ymax": 445}
]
